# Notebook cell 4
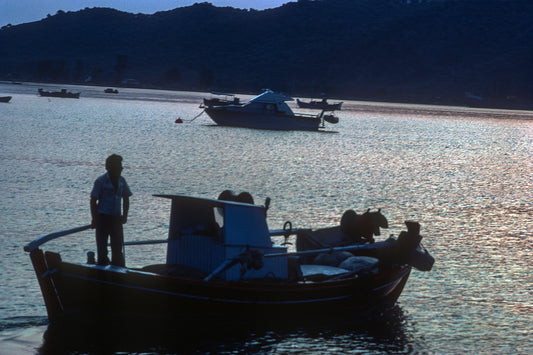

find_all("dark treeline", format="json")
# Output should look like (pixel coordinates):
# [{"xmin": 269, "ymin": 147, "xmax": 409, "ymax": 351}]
[{"xmin": 1, "ymin": 0, "xmax": 532, "ymax": 108}]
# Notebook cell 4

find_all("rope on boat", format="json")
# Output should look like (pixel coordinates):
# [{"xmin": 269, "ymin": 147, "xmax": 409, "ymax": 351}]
[
  {"xmin": 176, "ymin": 110, "xmax": 205, "ymax": 124},
  {"xmin": 188, "ymin": 109, "xmax": 205, "ymax": 122},
  {"xmin": 203, "ymin": 247, "xmax": 264, "ymax": 281}
]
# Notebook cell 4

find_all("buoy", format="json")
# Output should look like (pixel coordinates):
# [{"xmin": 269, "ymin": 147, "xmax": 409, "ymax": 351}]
[{"xmin": 175, "ymin": 118, "xmax": 183, "ymax": 123}]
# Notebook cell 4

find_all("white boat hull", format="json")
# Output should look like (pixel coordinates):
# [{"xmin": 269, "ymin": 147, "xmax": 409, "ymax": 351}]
[{"xmin": 205, "ymin": 107, "xmax": 322, "ymax": 131}]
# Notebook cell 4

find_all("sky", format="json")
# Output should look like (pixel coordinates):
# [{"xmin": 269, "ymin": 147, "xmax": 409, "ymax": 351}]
[{"xmin": 0, "ymin": 0, "xmax": 289, "ymax": 28}]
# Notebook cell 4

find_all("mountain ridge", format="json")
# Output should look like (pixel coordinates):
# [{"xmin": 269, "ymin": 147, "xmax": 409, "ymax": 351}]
[{"xmin": 1, "ymin": 0, "xmax": 532, "ymax": 109}]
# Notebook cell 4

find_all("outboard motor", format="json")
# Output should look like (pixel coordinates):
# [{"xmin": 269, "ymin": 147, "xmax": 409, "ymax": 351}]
[
  {"xmin": 323, "ymin": 114, "xmax": 339, "ymax": 124},
  {"xmin": 340, "ymin": 208, "xmax": 389, "ymax": 243},
  {"xmin": 395, "ymin": 221, "xmax": 434, "ymax": 271}
]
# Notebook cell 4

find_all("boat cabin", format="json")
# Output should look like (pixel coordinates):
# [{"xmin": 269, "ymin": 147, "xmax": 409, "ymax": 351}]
[
  {"xmin": 156, "ymin": 194, "xmax": 288, "ymax": 281},
  {"xmin": 243, "ymin": 89, "xmax": 294, "ymax": 115}
]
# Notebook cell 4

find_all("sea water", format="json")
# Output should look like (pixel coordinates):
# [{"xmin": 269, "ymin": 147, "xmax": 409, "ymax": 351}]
[{"xmin": 0, "ymin": 82, "xmax": 531, "ymax": 354}]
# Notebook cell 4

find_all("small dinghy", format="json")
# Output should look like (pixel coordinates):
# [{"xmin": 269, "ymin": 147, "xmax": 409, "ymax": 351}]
[
  {"xmin": 38, "ymin": 88, "xmax": 80, "ymax": 98},
  {"xmin": 297, "ymin": 98, "xmax": 343, "ymax": 111}
]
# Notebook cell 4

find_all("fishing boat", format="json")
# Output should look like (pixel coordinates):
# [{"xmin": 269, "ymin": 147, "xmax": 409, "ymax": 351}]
[
  {"xmin": 201, "ymin": 89, "xmax": 339, "ymax": 131},
  {"xmin": 202, "ymin": 92, "xmax": 240, "ymax": 107},
  {"xmin": 297, "ymin": 98, "xmax": 343, "ymax": 111},
  {"xmin": 0, "ymin": 96, "xmax": 11, "ymax": 102},
  {"xmin": 38, "ymin": 88, "xmax": 80, "ymax": 98},
  {"xmin": 24, "ymin": 191, "xmax": 433, "ymax": 323}
]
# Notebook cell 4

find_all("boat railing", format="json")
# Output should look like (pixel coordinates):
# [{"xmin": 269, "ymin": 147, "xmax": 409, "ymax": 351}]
[
  {"xmin": 23, "ymin": 225, "xmax": 168, "ymax": 253},
  {"xmin": 263, "ymin": 241, "xmax": 394, "ymax": 258},
  {"xmin": 24, "ymin": 225, "xmax": 92, "ymax": 252},
  {"xmin": 23, "ymin": 225, "xmax": 306, "ymax": 253}
]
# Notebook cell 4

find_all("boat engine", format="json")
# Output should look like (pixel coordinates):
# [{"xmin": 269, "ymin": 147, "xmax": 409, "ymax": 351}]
[
  {"xmin": 395, "ymin": 221, "xmax": 435, "ymax": 271},
  {"xmin": 323, "ymin": 114, "xmax": 339, "ymax": 124}
]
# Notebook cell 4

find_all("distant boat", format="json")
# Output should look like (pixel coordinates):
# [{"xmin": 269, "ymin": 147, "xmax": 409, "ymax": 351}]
[
  {"xmin": 104, "ymin": 88, "xmax": 119, "ymax": 94},
  {"xmin": 202, "ymin": 89, "xmax": 339, "ymax": 131},
  {"xmin": 202, "ymin": 92, "xmax": 240, "ymax": 107},
  {"xmin": 0, "ymin": 96, "xmax": 12, "ymax": 103},
  {"xmin": 297, "ymin": 98, "xmax": 343, "ymax": 111},
  {"xmin": 38, "ymin": 88, "xmax": 80, "ymax": 99}
]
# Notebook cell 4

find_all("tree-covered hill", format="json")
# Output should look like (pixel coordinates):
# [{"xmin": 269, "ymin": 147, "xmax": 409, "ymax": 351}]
[{"xmin": 1, "ymin": 0, "xmax": 532, "ymax": 108}]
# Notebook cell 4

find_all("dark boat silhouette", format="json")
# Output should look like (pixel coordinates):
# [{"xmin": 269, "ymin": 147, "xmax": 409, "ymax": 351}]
[{"xmin": 38, "ymin": 88, "xmax": 80, "ymax": 99}]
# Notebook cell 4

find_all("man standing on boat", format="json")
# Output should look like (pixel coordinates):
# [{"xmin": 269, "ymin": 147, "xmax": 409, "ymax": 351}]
[{"xmin": 90, "ymin": 154, "xmax": 132, "ymax": 266}]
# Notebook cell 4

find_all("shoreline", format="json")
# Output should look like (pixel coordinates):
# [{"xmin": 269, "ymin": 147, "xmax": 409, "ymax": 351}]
[{"xmin": 1, "ymin": 81, "xmax": 532, "ymax": 119}]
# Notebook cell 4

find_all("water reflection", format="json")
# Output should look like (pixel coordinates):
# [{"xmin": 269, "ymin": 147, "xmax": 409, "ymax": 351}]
[
  {"xmin": 2, "ymin": 84, "xmax": 532, "ymax": 353},
  {"xmin": 39, "ymin": 306, "xmax": 414, "ymax": 354}
]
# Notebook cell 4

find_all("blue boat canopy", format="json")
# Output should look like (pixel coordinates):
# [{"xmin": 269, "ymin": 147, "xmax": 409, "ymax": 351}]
[{"xmin": 247, "ymin": 89, "xmax": 294, "ymax": 104}]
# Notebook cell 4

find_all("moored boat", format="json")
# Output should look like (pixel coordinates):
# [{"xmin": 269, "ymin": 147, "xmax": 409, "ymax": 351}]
[
  {"xmin": 201, "ymin": 89, "xmax": 339, "ymax": 131},
  {"xmin": 0, "ymin": 96, "xmax": 11, "ymax": 102},
  {"xmin": 202, "ymin": 92, "xmax": 240, "ymax": 107},
  {"xmin": 38, "ymin": 88, "xmax": 80, "ymax": 98},
  {"xmin": 104, "ymin": 88, "xmax": 119, "ymax": 94},
  {"xmin": 297, "ymin": 98, "xmax": 343, "ymax": 111},
  {"xmin": 24, "ymin": 191, "xmax": 433, "ymax": 323}
]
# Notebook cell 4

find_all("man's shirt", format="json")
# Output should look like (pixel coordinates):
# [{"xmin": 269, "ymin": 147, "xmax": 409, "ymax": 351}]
[{"xmin": 91, "ymin": 172, "xmax": 132, "ymax": 216}]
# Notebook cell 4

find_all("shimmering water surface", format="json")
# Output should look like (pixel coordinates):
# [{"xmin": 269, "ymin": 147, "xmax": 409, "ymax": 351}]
[{"xmin": 0, "ymin": 82, "xmax": 531, "ymax": 354}]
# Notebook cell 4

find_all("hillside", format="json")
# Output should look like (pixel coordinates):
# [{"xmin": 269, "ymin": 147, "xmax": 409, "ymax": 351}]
[{"xmin": 1, "ymin": 0, "xmax": 532, "ymax": 108}]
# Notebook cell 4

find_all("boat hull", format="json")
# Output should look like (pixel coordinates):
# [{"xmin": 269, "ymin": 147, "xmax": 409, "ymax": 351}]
[
  {"xmin": 30, "ymin": 249, "xmax": 411, "ymax": 322},
  {"xmin": 205, "ymin": 107, "xmax": 322, "ymax": 131},
  {"xmin": 0, "ymin": 96, "xmax": 11, "ymax": 103},
  {"xmin": 38, "ymin": 89, "xmax": 80, "ymax": 98}
]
